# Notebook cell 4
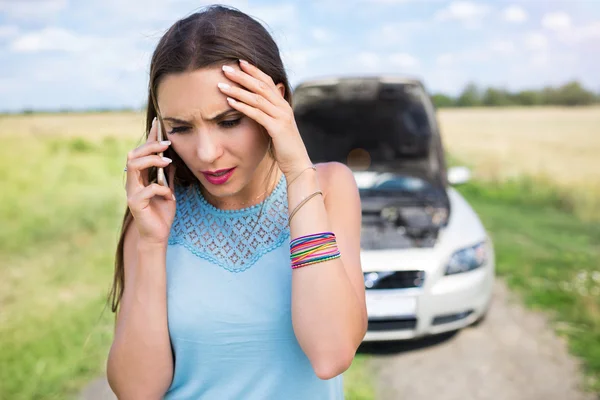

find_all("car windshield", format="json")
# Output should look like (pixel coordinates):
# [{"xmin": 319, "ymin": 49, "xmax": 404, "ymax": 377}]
[{"xmin": 354, "ymin": 172, "xmax": 433, "ymax": 194}]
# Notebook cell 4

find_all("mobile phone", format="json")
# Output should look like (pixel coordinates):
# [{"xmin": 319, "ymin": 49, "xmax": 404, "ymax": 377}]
[{"xmin": 157, "ymin": 119, "xmax": 169, "ymax": 188}]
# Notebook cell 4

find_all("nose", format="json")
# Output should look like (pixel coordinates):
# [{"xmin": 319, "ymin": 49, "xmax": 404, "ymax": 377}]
[{"xmin": 195, "ymin": 129, "xmax": 223, "ymax": 164}]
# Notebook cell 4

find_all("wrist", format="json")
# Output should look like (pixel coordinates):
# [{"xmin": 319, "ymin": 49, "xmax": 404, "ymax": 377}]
[
  {"xmin": 285, "ymin": 162, "xmax": 316, "ymax": 186},
  {"xmin": 283, "ymin": 156, "xmax": 313, "ymax": 179},
  {"xmin": 137, "ymin": 239, "xmax": 168, "ymax": 253}
]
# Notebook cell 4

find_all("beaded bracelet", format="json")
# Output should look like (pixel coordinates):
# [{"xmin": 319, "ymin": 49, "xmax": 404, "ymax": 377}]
[{"xmin": 290, "ymin": 232, "xmax": 341, "ymax": 269}]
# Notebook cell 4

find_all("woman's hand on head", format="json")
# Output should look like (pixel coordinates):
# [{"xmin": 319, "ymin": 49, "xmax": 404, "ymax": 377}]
[
  {"xmin": 217, "ymin": 60, "xmax": 313, "ymax": 178},
  {"xmin": 125, "ymin": 118, "xmax": 178, "ymax": 246}
]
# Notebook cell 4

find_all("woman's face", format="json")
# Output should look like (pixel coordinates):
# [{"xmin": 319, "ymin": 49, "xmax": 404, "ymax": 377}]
[{"xmin": 156, "ymin": 65, "xmax": 274, "ymax": 202}]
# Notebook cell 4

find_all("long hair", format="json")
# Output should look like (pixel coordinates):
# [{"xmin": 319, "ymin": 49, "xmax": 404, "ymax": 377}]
[{"xmin": 107, "ymin": 5, "xmax": 293, "ymax": 315}]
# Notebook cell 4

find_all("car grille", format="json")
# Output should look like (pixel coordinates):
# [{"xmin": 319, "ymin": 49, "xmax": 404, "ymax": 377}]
[
  {"xmin": 364, "ymin": 270, "xmax": 425, "ymax": 290},
  {"xmin": 368, "ymin": 318, "xmax": 418, "ymax": 331}
]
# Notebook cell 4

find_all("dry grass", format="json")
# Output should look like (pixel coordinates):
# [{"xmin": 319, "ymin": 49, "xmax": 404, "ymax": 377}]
[
  {"xmin": 6, "ymin": 106, "xmax": 598, "ymax": 183},
  {"xmin": 438, "ymin": 106, "xmax": 600, "ymax": 220},
  {"xmin": 438, "ymin": 106, "xmax": 600, "ymax": 185},
  {"xmin": 0, "ymin": 112, "xmax": 145, "ymax": 141},
  {"xmin": 3, "ymin": 106, "xmax": 598, "ymax": 218}
]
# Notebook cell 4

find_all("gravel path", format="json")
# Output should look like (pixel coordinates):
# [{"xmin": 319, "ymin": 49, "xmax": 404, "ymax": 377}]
[
  {"xmin": 360, "ymin": 279, "xmax": 596, "ymax": 400},
  {"xmin": 81, "ymin": 279, "xmax": 595, "ymax": 400}
]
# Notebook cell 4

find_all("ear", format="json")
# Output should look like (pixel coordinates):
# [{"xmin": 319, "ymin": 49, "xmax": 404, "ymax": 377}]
[{"xmin": 275, "ymin": 83, "xmax": 285, "ymax": 98}]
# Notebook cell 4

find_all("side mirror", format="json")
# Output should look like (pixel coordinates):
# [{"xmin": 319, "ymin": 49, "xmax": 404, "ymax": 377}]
[{"xmin": 447, "ymin": 166, "xmax": 471, "ymax": 185}]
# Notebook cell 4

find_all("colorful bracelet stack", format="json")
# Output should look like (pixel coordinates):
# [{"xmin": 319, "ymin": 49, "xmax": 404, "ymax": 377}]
[{"xmin": 290, "ymin": 232, "xmax": 341, "ymax": 269}]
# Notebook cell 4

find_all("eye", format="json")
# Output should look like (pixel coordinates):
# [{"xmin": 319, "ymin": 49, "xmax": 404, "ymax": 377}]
[
  {"xmin": 168, "ymin": 126, "xmax": 190, "ymax": 134},
  {"xmin": 219, "ymin": 118, "xmax": 242, "ymax": 129}
]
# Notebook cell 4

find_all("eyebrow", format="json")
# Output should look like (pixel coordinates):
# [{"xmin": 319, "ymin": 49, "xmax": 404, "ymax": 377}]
[{"xmin": 162, "ymin": 108, "xmax": 238, "ymax": 124}]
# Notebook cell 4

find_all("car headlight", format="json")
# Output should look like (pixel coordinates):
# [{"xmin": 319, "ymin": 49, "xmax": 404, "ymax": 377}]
[{"xmin": 445, "ymin": 241, "xmax": 487, "ymax": 275}]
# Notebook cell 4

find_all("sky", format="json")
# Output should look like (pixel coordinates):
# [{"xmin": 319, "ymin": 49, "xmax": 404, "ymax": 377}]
[{"xmin": 0, "ymin": 0, "xmax": 599, "ymax": 112}]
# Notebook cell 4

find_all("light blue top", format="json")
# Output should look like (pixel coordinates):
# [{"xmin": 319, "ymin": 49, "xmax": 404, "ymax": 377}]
[{"xmin": 163, "ymin": 173, "xmax": 344, "ymax": 400}]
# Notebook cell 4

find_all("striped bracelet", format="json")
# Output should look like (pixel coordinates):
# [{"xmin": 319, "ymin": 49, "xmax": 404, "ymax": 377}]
[{"xmin": 290, "ymin": 232, "xmax": 341, "ymax": 269}]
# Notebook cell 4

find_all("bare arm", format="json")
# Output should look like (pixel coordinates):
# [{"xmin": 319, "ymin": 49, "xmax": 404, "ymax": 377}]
[
  {"xmin": 288, "ymin": 162, "xmax": 367, "ymax": 380},
  {"xmin": 106, "ymin": 225, "xmax": 174, "ymax": 399}
]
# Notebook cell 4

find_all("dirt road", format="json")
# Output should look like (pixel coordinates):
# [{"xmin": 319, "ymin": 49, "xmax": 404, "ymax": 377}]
[
  {"xmin": 81, "ymin": 280, "xmax": 595, "ymax": 400},
  {"xmin": 360, "ymin": 280, "xmax": 595, "ymax": 400}
]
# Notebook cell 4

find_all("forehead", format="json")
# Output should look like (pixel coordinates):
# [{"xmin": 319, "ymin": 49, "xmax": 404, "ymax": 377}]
[{"xmin": 156, "ymin": 66, "xmax": 236, "ymax": 119}]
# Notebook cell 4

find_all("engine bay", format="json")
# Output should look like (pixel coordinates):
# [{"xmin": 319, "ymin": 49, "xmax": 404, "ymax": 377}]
[{"xmin": 360, "ymin": 192, "xmax": 449, "ymax": 250}]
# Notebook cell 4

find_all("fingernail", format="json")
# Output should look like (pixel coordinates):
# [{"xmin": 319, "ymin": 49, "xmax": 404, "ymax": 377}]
[
  {"xmin": 152, "ymin": 117, "xmax": 157, "ymax": 125},
  {"xmin": 217, "ymin": 82, "xmax": 230, "ymax": 90},
  {"xmin": 227, "ymin": 97, "xmax": 237, "ymax": 104},
  {"xmin": 239, "ymin": 59, "xmax": 249, "ymax": 65},
  {"xmin": 172, "ymin": 194, "xmax": 176, "ymax": 201},
  {"xmin": 160, "ymin": 140, "xmax": 171, "ymax": 146},
  {"xmin": 162, "ymin": 157, "xmax": 172, "ymax": 163},
  {"xmin": 222, "ymin": 65, "xmax": 235, "ymax": 73}
]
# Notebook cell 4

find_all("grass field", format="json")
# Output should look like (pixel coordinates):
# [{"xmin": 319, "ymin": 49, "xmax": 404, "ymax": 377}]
[
  {"xmin": 0, "ymin": 107, "xmax": 598, "ymax": 398},
  {"xmin": 439, "ymin": 106, "xmax": 600, "ymax": 220}
]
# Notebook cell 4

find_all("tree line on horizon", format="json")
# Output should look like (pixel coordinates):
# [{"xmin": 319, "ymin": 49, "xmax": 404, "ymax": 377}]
[
  {"xmin": 430, "ymin": 80, "xmax": 600, "ymax": 108},
  {"xmin": 4, "ymin": 80, "xmax": 599, "ymax": 115}
]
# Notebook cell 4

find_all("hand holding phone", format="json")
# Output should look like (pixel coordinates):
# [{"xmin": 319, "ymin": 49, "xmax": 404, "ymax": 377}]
[{"xmin": 124, "ymin": 117, "xmax": 176, "ymax": 245}]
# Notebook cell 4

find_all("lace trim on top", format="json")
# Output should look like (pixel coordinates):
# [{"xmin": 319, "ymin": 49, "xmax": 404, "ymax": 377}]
[{"xmin": 168, "ymin": 174, "xmax": 290, "ymax": 272}]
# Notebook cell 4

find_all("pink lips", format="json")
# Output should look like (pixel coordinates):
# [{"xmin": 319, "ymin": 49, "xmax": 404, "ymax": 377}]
[{"xmin": 202, "ymin": 167, "xmax": 236, "ymax": 185}]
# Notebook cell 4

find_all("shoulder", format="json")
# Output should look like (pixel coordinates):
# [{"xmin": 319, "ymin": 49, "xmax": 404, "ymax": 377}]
[{"xmin": 315, "ymin": 162, "xmax": 358, "ymax": 202}]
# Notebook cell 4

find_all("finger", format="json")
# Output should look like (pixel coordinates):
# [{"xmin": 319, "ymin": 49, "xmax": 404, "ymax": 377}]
[
  {"xmin": 146, "ymin": 117, "xmax": 158, "ymax": 142},
  {"xmin": 125, "ymin": 141, "xmax": 171, "ymax": 193},
  {"xmin": 226, "ymin": 97, "xmax": 275, "ymax": 133},
  {"xmin": 218, "ymin": 83, "xmax": 281, "ymax": 119},
  {"xmin": 128, "ymin": 141, "xmax": 171, "ymax": 161},
  {"xmin": 126, "ymin": 154, "xmax": 172, "ymax": 195},
  {"xmin": 238, "ymin": 60, "xmax": 287, "ymax": 105},
  {"xmin": 238, "ymin": 59, "xmax": 274, "ymax": 85},
  {"xmin": 128, "ymin": 155, "xmax": 173, "ymax": 175},
  {"xmin": 222, "ymin": 64, "xmax": 286, "ymax": 109},
  {"xmin": 128, "ymin": 183, "xmax": 173, "ymax": 212}
]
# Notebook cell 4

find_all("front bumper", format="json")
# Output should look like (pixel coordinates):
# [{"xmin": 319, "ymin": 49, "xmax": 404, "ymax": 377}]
[{"xmin": 363, "ymin": 264, "xmax": 494, "ymax": 341}]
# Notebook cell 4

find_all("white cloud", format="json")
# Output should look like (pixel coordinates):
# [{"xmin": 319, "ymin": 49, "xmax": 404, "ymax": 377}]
[
  {"xmin": 436, "ymin": 53, "xmax": 455, "ymax": 67},
  {"xmin": 435, "ymin": 1, "xmax": 491, "ymax": 26},
  {"xmin": 362, "ymin": 0, "xmax": 413, "ymax": 3},
  {"xmin": 434, "ymin": 43, "xmax": 511, "ymax": 70},
  {"xmin": 529, "ymin": 53, "xmax": 549, "ymax": 68},
  {"xmin": 0, "ymin": 0, "xmax": 67, "ymax": 20},
  {"xmin": 10, "ymin": 28, "xmax": 99, "ymax": 53},
  {"xmin": 87, "ymin": 0, "xmax": 249, "ymax": 33},
  {"xmin": 347, "ymin": 51, "xmax": 419, "ymax": 71},
  {"xmin": 542, "ymin": 12, "xmax": 572, "ymax": 31},
  {"xmin": 502, "ymin": 5, "xmax": 527, "ymax": 23},
  {"xmin": 490, "ymin": 39, "xmax": 515, "ymax": 54},
  {"xmin": 367, "ymin": 21, "xmax": 425, "ymax": 48},
  {"xmin": 281, "ymin": 48, "xmax": 323, "ymax": 70},
  {"xmin": 310, "ymin": 28, "xmax": 334, "ymax": 44},
  {"xmin": 249, "ymin": 3, "xmax": 298, "ymax": 28},
  {"xmin": 555, "ymin": 21, "xmax": 600, "ymax": 45},
  {"xmin": 0, "ymin": 25, "xmax": 19, "ymax": 39},
  {"xmin": 525, "ymin": 32, "xmax": 549, "ymax": 51},
  {"xmin": 571, "ymin": 21, "xmax": 600, "ymax": 42},
  {"xmin": 357, "ymin": 52, "xmax": 381, "ymax": 69},
  {"xmin": 389, "ymin": 53, "xmax": 419, "ymax": 68}
]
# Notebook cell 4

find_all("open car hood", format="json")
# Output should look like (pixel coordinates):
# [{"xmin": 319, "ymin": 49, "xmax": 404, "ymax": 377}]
[{"xmin": 292, "ymin": 76, "xmax": 448, "ymax": 188}]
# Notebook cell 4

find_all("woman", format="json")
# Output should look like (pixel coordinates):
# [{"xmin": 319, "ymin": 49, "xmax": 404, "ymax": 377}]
[{"xmin": 106, "ymin": 5, "xmax": 366, "ymax": 399}]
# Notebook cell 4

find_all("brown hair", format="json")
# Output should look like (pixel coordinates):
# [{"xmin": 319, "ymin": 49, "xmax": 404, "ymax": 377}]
[{"xmin": 107, "ymin": 5, "xmax": 293, "ymax": 315}]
